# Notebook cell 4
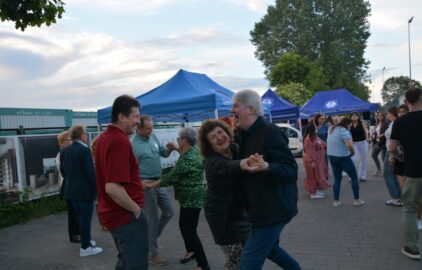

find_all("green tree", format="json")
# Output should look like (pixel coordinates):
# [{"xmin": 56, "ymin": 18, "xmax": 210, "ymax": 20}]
[
  {"xmin": 0, "ymin": 0, "xmax": 65, "ymax": 31},
  {"xmin": 381, "ymin": 76, "xmax": 422, "ymax": 105},
  {"xmin": 269, "ymin": 52, "xmax": 328, "ymax": 93},
  {"xmin": 250, "ymin": 0, "xmax": 371, "ymax": 99},
  {"xmin": 275, "ymin": 82, "xmax": 313, "ymax": 106}
]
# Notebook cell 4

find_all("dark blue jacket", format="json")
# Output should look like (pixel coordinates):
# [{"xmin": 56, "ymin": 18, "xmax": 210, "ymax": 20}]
[
  {"xmin": 237, "ymin": 117, "xmax": 298, "ymax": 228},
  {"xmin": 60, "ymin": 141, "xmax": 96, "ymax": 201}
]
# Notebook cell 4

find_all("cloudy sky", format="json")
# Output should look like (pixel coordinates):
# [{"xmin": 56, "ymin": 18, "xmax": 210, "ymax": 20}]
[{"xmin": 0, "ymin": 0, "xmax": 421, "ymax": 110}]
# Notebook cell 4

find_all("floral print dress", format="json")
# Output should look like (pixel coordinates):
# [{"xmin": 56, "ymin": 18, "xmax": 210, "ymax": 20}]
[{"xmin": 303, "ymin": 136, "xmax": 330, "ymax": 195}]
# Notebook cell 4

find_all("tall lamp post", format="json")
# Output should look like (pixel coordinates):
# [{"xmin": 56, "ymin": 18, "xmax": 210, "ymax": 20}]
[
  {"xmin": 382, "ymin": 66, "xmax": 386, "ymax": 87},
  {"xmin": 408, "ymin": 16, "xmax": 414, "ymax": 87}
]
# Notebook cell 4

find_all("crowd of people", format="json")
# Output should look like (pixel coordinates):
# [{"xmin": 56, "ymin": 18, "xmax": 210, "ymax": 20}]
[{"xmin": 56, "ymin": 88, "xmax": 422, "ymax": 269}]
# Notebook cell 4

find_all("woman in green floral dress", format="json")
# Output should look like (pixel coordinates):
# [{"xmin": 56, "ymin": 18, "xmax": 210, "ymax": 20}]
[{"xmin": 148, "ymin": 127, "xmax": 209, "ymax": 270}]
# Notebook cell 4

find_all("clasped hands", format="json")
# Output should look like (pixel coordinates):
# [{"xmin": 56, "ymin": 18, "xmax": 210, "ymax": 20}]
[
  {"xmin": 166, "ymin": 142, "xmax": 178, "ymax": 152},
  {"xmin": 240, "ymin": 153, "xmax": 268, "ymax": 173}
]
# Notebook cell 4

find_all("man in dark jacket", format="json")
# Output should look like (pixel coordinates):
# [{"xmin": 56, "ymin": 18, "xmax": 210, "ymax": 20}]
[
  {"xmin": 232, "ymin": 89, "xmax": 302, "ymax": 270},
  {"xmin": 61, "ymin": 125, "xmax": 102, "ymax": 257}
]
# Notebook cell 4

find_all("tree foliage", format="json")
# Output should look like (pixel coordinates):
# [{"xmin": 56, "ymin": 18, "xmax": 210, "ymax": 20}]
[
  {"xmin": 269, "ymin": 52, "xmax": 328, "ymax": 93},
  {"xmin": 275, "ymin": 82, "xmax": 313, "ymax": 106},
  {"xmin": 250, "ymin": 0, "xmax": 371, "ymax": 100},
  {"xmin": 381, "ymin": 76, "xmax": 422, "ymax": 105},
  {"xmin": 0, "ymin": 0, "xmax": 65, "ymax": 31}
]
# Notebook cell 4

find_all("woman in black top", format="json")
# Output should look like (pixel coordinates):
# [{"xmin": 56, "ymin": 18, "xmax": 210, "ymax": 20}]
[
  {"xmin": 198, "ymin": 120, "xmax": 264, "ymax": 270},
  {"xmin": 350, "ymin": 112, "xmax": 369, "ymax": 181}
]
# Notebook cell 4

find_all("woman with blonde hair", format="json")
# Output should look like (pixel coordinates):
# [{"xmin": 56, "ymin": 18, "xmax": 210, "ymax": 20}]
[
  {"xmin": 327, "ymin": 117, "xmax": 365, "ymax": 207},
  {"xmin": 56, "ymin": 131, "xmax": 80, "ymax": 243}
]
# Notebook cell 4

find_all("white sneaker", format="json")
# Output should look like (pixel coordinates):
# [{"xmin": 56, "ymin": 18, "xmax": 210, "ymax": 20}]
[
  {"xmin": 310, "ymin": 193, "xmax": 324, "ymax": 199},
  {"xmin": 353, "ymin": 199, "xmax": 365, "ymax": 207},
  {"xmin": 316, "ymin": 191, "xmax": 325, "ymax": 196},
  {"xmin": 333, "ymin": 200, "xmax": 341, "ymax": 207},
  {"xmin": 80, "ymin": 246, "xmax": 103, "ymax": 257},
  {"xmin": 417, "ymin": 220, "xmax": 422, "ymax": 231}
]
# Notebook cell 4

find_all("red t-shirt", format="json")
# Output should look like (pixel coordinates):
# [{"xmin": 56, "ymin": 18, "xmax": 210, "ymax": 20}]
[{"xmin": 95, "ymin": 125, "xmax": 144, "ymax": 230}]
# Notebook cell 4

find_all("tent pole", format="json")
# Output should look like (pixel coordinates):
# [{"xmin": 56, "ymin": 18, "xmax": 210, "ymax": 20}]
[
  {"xmin": 298, "ymin": 119, "xmax": 303, "ymax": 138},
  {"xmin": 214, "ymin": 109, "xmax": 219, "ymax": 119}
]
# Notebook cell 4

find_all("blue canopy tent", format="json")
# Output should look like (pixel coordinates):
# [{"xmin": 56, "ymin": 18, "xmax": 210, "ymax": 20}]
[
  {"xmin": 98, "ymin": 69, "xmax": 238, "ymax": 123},
  {"xmin": 261, "ymin": 89, "xmax": 300, "ymax": 120},
  {"xmin": 300, "ymin": 88, "xmax": 379, "ymax": 117}
]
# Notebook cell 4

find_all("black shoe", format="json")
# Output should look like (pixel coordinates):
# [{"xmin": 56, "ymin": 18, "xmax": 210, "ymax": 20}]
[
  {"xmin": 70, "ymin": 235, "xmax": 81, "ymax": 243},
  {"xmin": 180, "ymin": 253, "xmax": 195, "ymax": 264},
  {"xmin": 402, "ymin": 246, "xmax": 421, "ymax": 260}
]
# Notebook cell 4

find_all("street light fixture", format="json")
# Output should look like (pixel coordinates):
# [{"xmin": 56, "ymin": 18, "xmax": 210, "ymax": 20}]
[
  {"xmin": 408, "ymin": 16, "xmax": 414, "ymax": 87},
  {"xmin": 382, "ymin": 67, "xmax": 386, "ymax": 87}
]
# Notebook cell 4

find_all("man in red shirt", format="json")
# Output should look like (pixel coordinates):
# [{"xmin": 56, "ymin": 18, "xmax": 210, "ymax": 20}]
[{"xmin": 95, "ymin": 95, "xmax": 148, "ymax": 269}]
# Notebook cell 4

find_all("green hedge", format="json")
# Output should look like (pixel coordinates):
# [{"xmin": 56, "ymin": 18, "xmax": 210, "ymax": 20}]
[{"xmin": 0, "ymin": 187, "xmax": 66, "ymax": 229}]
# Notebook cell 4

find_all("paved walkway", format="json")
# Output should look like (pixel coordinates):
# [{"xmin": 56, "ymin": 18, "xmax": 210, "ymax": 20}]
[{"xmin": 0, "ymin": 157, "xmax": 421, "ymax": 270}]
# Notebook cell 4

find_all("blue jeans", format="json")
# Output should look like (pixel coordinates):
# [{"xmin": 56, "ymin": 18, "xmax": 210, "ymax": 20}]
[
  {"xmin": 71, "ymin": 200, "xmax": 94, "ymax": 249},
  {"xmin": 328, "ymin": 156, "xmax": 359, "ymax": 201},
  {"xmin": 110, "ymin": 211, "xmax": 149, "ymax": 270},
  {"xmin": 240, "ymin": 222, "xmax": 301, "ymax": 270},
  {"xmin": 383, "ymin": 152, "xmax": 401, "ymax": 199}
]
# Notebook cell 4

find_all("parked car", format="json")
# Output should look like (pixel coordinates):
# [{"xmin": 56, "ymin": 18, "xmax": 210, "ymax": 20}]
[{"xmin": 276, "ymin": 123, "xmax": 303, "ymax": 156}]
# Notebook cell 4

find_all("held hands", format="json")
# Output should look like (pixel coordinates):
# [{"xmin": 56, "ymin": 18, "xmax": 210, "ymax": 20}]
[
  {"xmin": 240, "ymin": 153, "xmax": 269, "ymax": 173},
  {"xmin": 166, "ymin": 142, "xmax": 179, "ymax": 152}
]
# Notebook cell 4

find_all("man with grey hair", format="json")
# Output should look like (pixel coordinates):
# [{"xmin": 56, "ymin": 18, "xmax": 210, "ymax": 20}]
[
  {"xmin": 232, "ymin": 90, "xmax": 301, "ymax": 269},
  {"xmin": 131, "ymin": 115, "xmax": 175, "ymax": 266},
  {"xmin": 389, "ymin": 87, "xmax": 422, "ymax": 260},
  {"xmin": 60, "ymin": 125, "xmax": 102, "ymax": 257}
]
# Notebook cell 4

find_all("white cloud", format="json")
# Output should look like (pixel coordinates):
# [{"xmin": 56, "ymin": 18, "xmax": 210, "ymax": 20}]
[
  {"xmin": 69, "ymin": 0, "xmax": 183, "ymax": 14},
  {"xmin": 228, "ymin": 0, "xmax": 274, "ymax": 13},
  {"xmin": 0, "ymin": 23, "xmax": 266, "ymax": 110}
]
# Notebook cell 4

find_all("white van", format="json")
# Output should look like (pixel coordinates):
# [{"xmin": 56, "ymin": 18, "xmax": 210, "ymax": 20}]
[{"xmin": 276, "ymin": 123, "xmax": 303, "ymax": 156}]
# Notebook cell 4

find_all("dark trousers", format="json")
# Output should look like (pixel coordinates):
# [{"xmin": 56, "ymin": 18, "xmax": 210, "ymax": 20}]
[
  {"xmin": 329, "ymin": 156, "xmax": 360, "ymax": 200},
  {"xmin": 71, "ymin": 200, "xmax": 94, "ymax": 249},
  {"xmin": 179, "ymin": 207, "xmax": 209, "ymax": 268},
  {"xmin": 110, "ymin": 211, "xmax": 149, "ymax": 270},
  {"xmin": 66, "ymin": 200, "xmax": 79, "ymax": 241},
  {"xmin": 371, "ymin": 143, "xmax": 386, "ymax": 171}
]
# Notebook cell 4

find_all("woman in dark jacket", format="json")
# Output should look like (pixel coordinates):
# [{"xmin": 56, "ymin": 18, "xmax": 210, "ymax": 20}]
[
  {"xmin": 198, "ymin": 120, "xmax": 263, "ymax": 270},
  {"xmin": 371, "ymin": 111, "xmax": 389, "ymax": 175}
]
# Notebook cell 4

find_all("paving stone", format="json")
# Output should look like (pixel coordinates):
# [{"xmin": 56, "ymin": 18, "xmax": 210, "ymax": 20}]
[{"xmin": 0, "ymin": 155, "xmax": 421, "ymax": 269}]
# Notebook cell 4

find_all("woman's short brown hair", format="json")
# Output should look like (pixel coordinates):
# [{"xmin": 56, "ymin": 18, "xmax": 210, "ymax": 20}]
[{"xmin": 198, "ymin": 120, "xmax": 233, "ymax": 158}]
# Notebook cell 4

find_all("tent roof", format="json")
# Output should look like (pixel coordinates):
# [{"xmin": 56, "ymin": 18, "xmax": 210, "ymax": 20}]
[
  {"xmin": 262, "ymin": 89, "xmax": 300, "ymax": 120},
  {"xmin": 300, "ymin": 88, "xmax": 379, "ymax": 117},
  {"xmin": 97, "ymin": 69, "xmax": 235, "ymax": 123}
]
